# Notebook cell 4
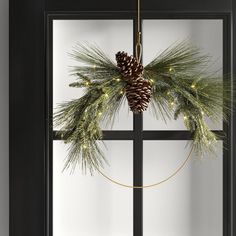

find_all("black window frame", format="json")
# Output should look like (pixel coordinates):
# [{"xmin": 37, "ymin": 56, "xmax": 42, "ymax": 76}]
[{"xmin": 47, "ymin": 11, "xmax": 232, "ymax": 236}]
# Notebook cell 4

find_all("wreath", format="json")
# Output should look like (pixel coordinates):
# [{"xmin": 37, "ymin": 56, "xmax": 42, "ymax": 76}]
[{"xmin": 54, "ymin": 41, "xmax": 231, "ymax": 174}]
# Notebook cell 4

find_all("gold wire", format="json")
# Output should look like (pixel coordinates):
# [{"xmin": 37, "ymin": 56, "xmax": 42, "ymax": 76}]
[{"xmin": 97, "ymin": 145, "xmax": 194, "ymax": 189}]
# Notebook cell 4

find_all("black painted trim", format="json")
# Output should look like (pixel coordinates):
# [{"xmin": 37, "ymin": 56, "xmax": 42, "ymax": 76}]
[
  {"xmin": 46, "ymin": 14, "xmax": 53, "ymax": 236},
  {"xmin": 53, "ymin": 130, "xmax": 224, "ymax": 140},
  {"xmin": 232, "ymin": 2, "xmax": 236, "ymax": 236},
  {"xmin": 222, "ymin": 14, "xmax": 232, "ymax": 236},
  {"xmin": 133, "ymin": 14, "xmax": 143, "ymax": 236}
]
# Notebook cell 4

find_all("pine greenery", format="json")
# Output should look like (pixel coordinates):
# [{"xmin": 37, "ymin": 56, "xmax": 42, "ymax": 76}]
[{"xmin": 54, "ymin": 41, "xmax": 232, "ymax": 173}]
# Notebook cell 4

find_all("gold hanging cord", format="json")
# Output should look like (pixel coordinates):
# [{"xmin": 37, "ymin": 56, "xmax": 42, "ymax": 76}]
[
  {"xmin": 97, "ymin": 0, "xmax": 193, "ymax": 188},
  {"xmin": 135, "ymin": 0, "xmax": 142, "ymax": 62}
]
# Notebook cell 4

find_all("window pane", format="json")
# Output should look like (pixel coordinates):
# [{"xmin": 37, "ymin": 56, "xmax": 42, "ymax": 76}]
[
  {"xmin": 53, "ymin": 140, "xmax": 133, "ymax": 236},
  {"xmin": 53, "ymin": 20, "xmax": 133, "ymax": 130},
  {"xmin": 142, "ymin": 20, "xmax": 223, "ymax": 130},
  {"xmin": 143, "ymin": 141, "xmax": 223, "ymax": 236}
]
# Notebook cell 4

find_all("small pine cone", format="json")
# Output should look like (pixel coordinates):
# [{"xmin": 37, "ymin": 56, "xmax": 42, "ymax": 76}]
[
  {"xmin": 116, "ymin": 51, "xmax": 143, "ymax": 79},
  {"xmin": 116, "ymin": 51, "xmax": 152, "ymax": 114}
]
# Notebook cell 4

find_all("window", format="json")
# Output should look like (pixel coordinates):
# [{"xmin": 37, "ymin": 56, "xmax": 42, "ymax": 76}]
[{"xmin": 48, "ymin": 13, "xmax": 230, "ymax": 236}]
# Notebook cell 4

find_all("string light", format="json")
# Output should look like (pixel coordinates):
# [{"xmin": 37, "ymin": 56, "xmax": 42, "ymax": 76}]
[
  {"xmin": 116, "ymin": 78, "xmax": 121, "ymax": 82},
  {"xmin": 191, "ymin": 84, "xmax": 196, "ymax": 89},
  {"xmin": 105, "ymin": 93, "xmax": 109, "ymax": 98},
  {"xmin": 98, "ymin": 112, "xmax": 102, "ymax": 116},
  {"xmin": 170, "ymin": 101, "xmax": 175, "ymax": 107},
  {"xmin": 183, "ymin": 115, "xmax": 188, "ymax": 120},
  {"xmin": 120, "ymin": 90, "xmax": 124, "ymax": 94},
  {"xmin": 150, "ymin": 79, "xmax": 154, "ymax": 84},
  {"xmin": 83, "ymin": 145, "xmax": 87, "ymax": 149},
  {"xmin": 85, "ymin": 81, "xmax": 90, "ymax": 86},
  {"xmin": 169, "ymin": 67, "xmax": 174, "ymax": 72}
]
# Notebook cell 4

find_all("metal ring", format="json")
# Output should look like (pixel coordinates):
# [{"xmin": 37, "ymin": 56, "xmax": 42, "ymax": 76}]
[{"xmin": 96, "ymin": 145, "xmax": 194, "ymax": 189}]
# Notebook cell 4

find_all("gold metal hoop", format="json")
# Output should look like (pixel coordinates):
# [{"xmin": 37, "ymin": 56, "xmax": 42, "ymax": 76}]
[
  {"xmin": 96, "ymin": 146, "xmax": 194, "ymax": 189},
  {"xmin": 97, "ymin": 0, "xmax": 194, "ymax": 189}
]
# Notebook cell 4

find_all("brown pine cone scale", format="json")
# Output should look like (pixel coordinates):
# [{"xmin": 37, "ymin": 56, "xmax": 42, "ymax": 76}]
[{"xmin": 116, "ymin": 51, "xmax": 152, "ymax": 114}]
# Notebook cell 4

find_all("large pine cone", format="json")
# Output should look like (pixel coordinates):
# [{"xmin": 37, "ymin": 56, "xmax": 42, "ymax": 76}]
[{"xmin": 116, "ymin": 51, "xmax": 152, "ymax": 113}]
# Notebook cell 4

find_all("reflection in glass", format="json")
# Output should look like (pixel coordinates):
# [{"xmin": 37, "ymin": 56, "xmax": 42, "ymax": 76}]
[
  {"xmin": 53, "ymin": 141, "xmax": 133, "ymax": 236},
  {"xmin": 143, "ymin": 141, "xmax": 223, "ymax": 236}
]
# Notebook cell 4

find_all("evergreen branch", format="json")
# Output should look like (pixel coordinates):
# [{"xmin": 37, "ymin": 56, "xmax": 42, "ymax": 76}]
[
  {"xmin": 54, "ymin": 43, "xmax": 126, "ymax": 173},
  {"xmin": 70, "ymin": 42, "xmax": 117, "ymax": 68},
  {"xmin": 54, "ymin": 42, "xmax": 233, "ymax": 174},
  {"xmin": 145, "ymin": 40, "xmax": 210, "ymax": 74},
  {"xmin": 144, "ymin": 40, "xmax": 232, "ymax": 156}
]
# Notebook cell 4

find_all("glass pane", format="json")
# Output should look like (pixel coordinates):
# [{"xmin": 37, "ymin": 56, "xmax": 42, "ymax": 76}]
[
  {"xmin": 143, "ymin": 20, "xmax": 223, "ymax": 130},
  {"xmin": 53, "ymin": 20, "xmax": 133, "ymax": 130},
  {"xmin": 143, "ymin": 141, "xmax": 223, "ymax": 236},
  {"xmin": 53, "ymin": 140, "xmax": 133, "ymax": 236}
]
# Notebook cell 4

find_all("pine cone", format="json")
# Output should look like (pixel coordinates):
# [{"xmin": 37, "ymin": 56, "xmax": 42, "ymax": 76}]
[
  {"xmin": 116, "ymin": 51, "xmax": 152, "ymax": 113},
  {"xmin": 116, "ymin": 51, "xmax": 143, "ymax": 78}
]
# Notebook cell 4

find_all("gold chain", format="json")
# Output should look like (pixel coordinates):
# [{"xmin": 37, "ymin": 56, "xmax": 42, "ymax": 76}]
[{"xmin": 97, "ymin": 145, "xmax": 194, "ymax": 189}]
